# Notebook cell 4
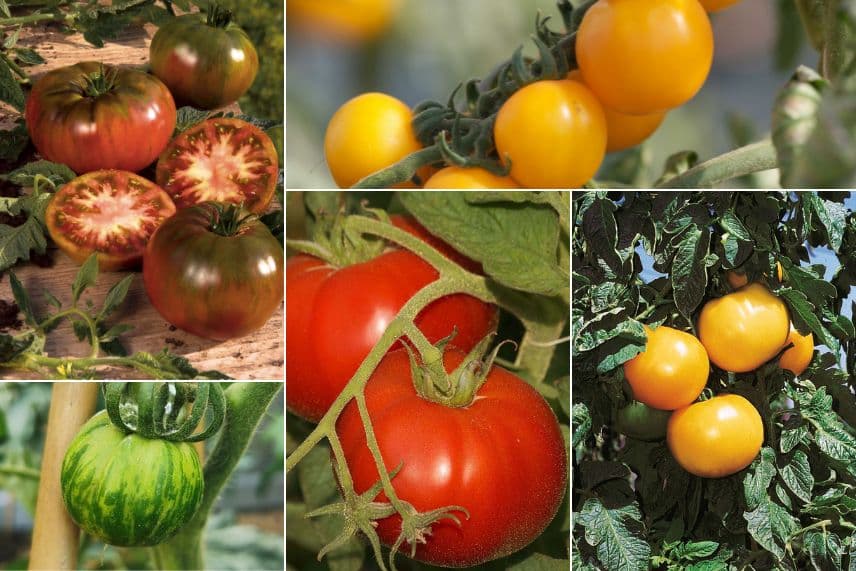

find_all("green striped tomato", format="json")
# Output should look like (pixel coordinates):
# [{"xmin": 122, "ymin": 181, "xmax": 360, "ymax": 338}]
[{"xmin": 60, "ymin": 410, "xmax": 204, "ymax": 546}]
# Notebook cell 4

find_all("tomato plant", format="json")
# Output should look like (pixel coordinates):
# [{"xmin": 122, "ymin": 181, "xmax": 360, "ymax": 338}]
[
  {"xmin": 576, "ymin": 0, "xmax": 714, "ymax": 115},
  {"xmin": 622, "ymin": 325, "xmax": 709, "ymax": 410},
  {"xmin": 494, "ymin": 79, "xmax": 606, "ymax": 188},
  {"xmin": 156, "ymin": 118, "xmax": 278, "ymax": 214},
  {"xmin": 667, "ymin": 394, "xmax": 763, "ymax": 478},
  {"xmin": 24, "ymin": 62, "xmax": 176, "ymax": 174},
  {"xmin": 150, "ymin": 7, "xmax": 258, "ymax": 110},
  {"xmin": 423, "ymin": 166, "xmax": 517, "ymax": 189},
  {"xmin": 143, "ymin": 202, "xmax": 283, "ymax": 341},
  {"xmin": 778, "ymin": 322, "xmax": 814, "ymax": 376},
  {"xmin": 45, "ymin": 170, "xmax": 176, "ymax": 271},
  {"xmin": 287, "ymin": 0, "xmax": 401, "ymax": 43},
  {"xmin": 337, "ymin": 347, "xmax": 567, "ymax": 567},
  {"xmin": 698, "ymin": 282, "xmax": 790, "ymax": 372}
]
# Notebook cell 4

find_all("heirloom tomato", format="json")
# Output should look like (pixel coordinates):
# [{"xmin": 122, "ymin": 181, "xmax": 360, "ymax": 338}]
[
  {"xmin": 778, "ymin": 323, "xmax": 814, "ymax": 376},
  {"xmin": 46, "ymin": 170, "xmax": 176, "ymax": 271},
  {"xmin": 622, "ymin": 325, "xmax": 709, "ymax": 410},
  {"xmin": 423, "ymin": 166, "xmax": 518, "ymax": 189},
  {"xmin": 288, "ymin": 0, "xmax": 401, "ymax": 44},
  {"xmin": 25, "ymin": 62, "xmax": 176, "ymax": 174},
  {"xmin": 337, "ymin": 348, "xmax": 567, "ymax": 567},
  {"xmin": 667, "ymin": 394, "xmax": 763, "ymax": 478},
  {"xmin": 150, "ymin": 7, "xmax": 258, "ymax": 109},
  {"xmin": 698, "ymin": 283, "xmax": 790, "ymax": 372},
  {"xmin": 143, "ymin": 203, "xmax": 284, "ymax": 340},
  {"xmin": 616, "ymin": 401, "xmax": 672, "ymax": 441},
  {"xmin": 156, "ymin": 118, "xmax": 278, "ymax": 214}
]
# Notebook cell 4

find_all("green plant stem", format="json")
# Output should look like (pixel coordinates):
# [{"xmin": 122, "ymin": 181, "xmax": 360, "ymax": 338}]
[
  {"xmin": 0, "ymin": 465, "xmax": 41, "ymax": 479},
  {"xmin": 352, "ymin": 147, "xmax": 442, "ymax": 189},
  {"xmin": 0, "ymin": 13, "xmax": 62, "ymax": 26},
  {"xmin": 655, "ymin": 140, "xmax": 778, "ymax": 188},
  {"xmin": 151, "ymin": 382, "xmax": 283, "ymax": 571},
  {"xmin": 0, "ymin": 53, "xmax": 28, "ymax": 82}
]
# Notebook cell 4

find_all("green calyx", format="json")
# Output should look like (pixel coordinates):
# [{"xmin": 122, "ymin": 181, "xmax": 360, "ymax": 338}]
[
  {"xmin": 205, "ymin": 3, "xmax": 234, "ymax": 29},
  {"xmin": 204, "ymin": 201, "xmax": 257, "ymax": 237},
  {"xmin": 285, "ymin": 209, "xmax": 390, "ymax": 268},
  {"xmin": 74, "ymin": 64, "xmax": 119, "ymax": 99}
]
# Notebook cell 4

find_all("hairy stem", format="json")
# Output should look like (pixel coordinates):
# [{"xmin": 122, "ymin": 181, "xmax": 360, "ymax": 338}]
[{"xmin": 655, "ymin": 140, "xmax": 779, "ymax": 189}]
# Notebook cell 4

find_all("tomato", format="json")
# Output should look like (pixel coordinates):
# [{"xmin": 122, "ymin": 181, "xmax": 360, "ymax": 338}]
[
  {"xmin": 25, "ymin": 62, "xmax": 176, "ymax": 174},
  {"xmin": 778, "ymin": 323, "xmax": 814, "ymax": 376},
  {"xmin": 156, "ymin": 118, "xmax": 278, "ymax": 214},
  {"xmin": 423, "ymin": 166, "xmax": 518, "ymax": 189},
  {"xmin": 700, "ymin": 0, "xmax": 741, "ymax": 11},
  {"xmin": 622, "ymin": 325, "xmax": 709, "ymax": 410},
  {"xmin": 143, "ymin": 203, "xmax": 284, "ymax": 340},
  {"xmin": 576, "ymin": 0, "xmax": 714, "ymax": 115},
  {"xmin": 286, "ymin": 229, "xmax": 497, "ymax": 423},
  {"xmin": 667, "ymin": 394, "xmax": 763, "ymax": 478},
  {"xmin": 337, "ymin": 348, "xmax": 567, "ymax": 567},
  {"xmin": 698, "ymin": 283, "xmax": 790, "ymax": 372},
  {"xmin": 150, "ymin": 8, "xmax": 258, "ymax": 110},
  {"xmin": 494, "ymin": 79, "xmax": 606, "ymax": 188},
  {"xmin": 324, "ymin": 92, "xmax": 422, "ymax": 188},
  {"xmin": 288, "ymin": 0, "xmax": 401, "ymax": 44},
  {"xmin": 45, "ymin": 170, "xmax": 176, "ymax": 271},
  {"xmin": 615, "ymin": 401, "xmax": 672, "ymax": 441},
  {"xmin": 61, "ymin": 410, "xmax": 203, "ymax": 546},
  {"xmin": 726, "ymin": 262, "xmax": 783, "ymax": 289}
]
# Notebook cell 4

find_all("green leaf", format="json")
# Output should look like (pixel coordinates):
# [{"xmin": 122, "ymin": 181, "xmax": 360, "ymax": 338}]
[
  {"xmin": 507, "ymin": 553, "xmax": 571, "ymax": 570},
  {"xmin": 805, "ymin": 530, "xmax": 843, "ymax": 571},
  {"xmin": 0, "ymin": 56, "xmax": 24, "ymax": 111},
  {"xmin": 127, "ymin": 349, "xmax": 231, "ymax": 380},
  {"xmin": 780, "ymin": 450, "xmax": 814, "ymax": 503},
  {"xmin": 743, "ymin": 498, "xmax": 799, "ymax": 560},
  {"xmin": 670, "ymin": 225, "xmax": 715, "ymax": 317},
  {"xmin": 576, "ymin": 498, "xmax": 650, "ymax": 571},
  {"xmin": 98, "ymin": 275, "xmax": 134, "ymax": 321},
  {"xmin": 8, "ymin": 272, "xmax": 37, "ymax": 327},
  {"xmin": 71, "ymin": 254, "xmax": 99, "ymax": 304},
  {"xmin": 4, "ymin": 160, "xmax": 76, "ymax": 187},
  {"xmin": 0, "ymin": 0, "xmax": 10, "ymax": 18},
  {"xmin": 0, "ymin": 121, "xmax": 29, "ymax": 162},
  {"xmin": 13, "ymin": 47, "xmax": 45, "ymax": 66},
  {"xmin": 174, "ymin": 106, "xmax": 211, "ymax": 134}
]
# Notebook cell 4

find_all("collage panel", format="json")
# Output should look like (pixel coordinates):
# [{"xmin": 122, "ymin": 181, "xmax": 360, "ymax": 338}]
[
  {"xmin": 571, "ymin": 191, "xmax": 856, "ymax": 570},
  {"xmin": 0, "ymin": 381, "xmax": 285, "ymax": 570}
]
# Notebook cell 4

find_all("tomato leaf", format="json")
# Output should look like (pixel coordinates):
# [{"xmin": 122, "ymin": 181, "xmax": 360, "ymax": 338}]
[
  {"xmin": 507, "ymin": 553, "xmax": 571, "ymax": 570},
  {"xmin": 0, "ymin": 120, "xmax": 28, "ymax": 163},
  {"xmin": 8, "ymin": 272, "xmax": 37, "ymax": 328},
  {"xmin": 576, "ymin": 498, "xmax": 650, "ymax": 571},
  {"xmin": 0, "ymin": 0, "xmax": 10, "ymax": 18},
  {"xmin": 98, "ymin": 275, "xmax": 134, "ymax": 321},
  {"xmin": 3, "ymin": 160, "xmax": 76, "ymax": 187},
  {"xmin": 174, "ymin": 106, "xmax": 212, "ymax": 134},
  {"xmin": 0, "ymin": 57, "xmax": 24, "ymax": 111},
  {"xmin": 71, "ymin": 254, "xmax": 100, "ymax": 304},
  {"xmin": 13, "ymin": 47, "xmax": 45, "ymax": 67}
]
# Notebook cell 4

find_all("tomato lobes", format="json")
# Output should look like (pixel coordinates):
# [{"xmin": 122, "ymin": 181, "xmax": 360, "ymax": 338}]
[{"xmin": 778, "ymin": 323, "xmax": 814, "ymax": 376}]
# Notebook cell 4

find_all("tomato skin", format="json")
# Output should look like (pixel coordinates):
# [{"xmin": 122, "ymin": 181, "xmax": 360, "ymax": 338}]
[
  {"xmin": 325, "ymin": 93, "xmax": 422, "ymax": 189},
  {"xmin": 778, "ymin": 323, "xmax": 814, "ymax": 376},
  {"xmin": 667, "ymin": 394, "xmax": 763, "ymax": 478},
  {"xmin": 494, "ymin": 79, "xmax": 606, "ymax": 188},
  {"xmin": 143, "ymin": 203, "xmax": 284, "ymax": 340},
  {"xmin": 337, "ymin": 348, "xmax": 567, "ymax": 567},
  {"xmin": 698, "ymin": 283, "xmax": 790, "ymax": 372},
  {"xmin": 288, "ymin": 0, "xmax": 401, "ymax": 43},
  {"xmin": 46, "ymin": 170, "xmax": 176, "ymax": 271},
  {"xmin": 700, "ymin": 0, "xmax": 741, "ymax": 11},
  {"xmin": 424, "ymin": 166, "xmax": 518, "ymax": 189},
  {"xmin": 726, "ymin": 269, "xmax": 749, "ymax": 289},
  {"xmin": 25, "ymin": 62, "xmax": 176, "ymax": 174},
  {"xmin": 622, "ymin": 325, "xmax": 709, "ymax": 410},
  {"xmin": 577, "ymin": 0, "xmax": 714, "ymax": 115},
  {"xmin": 156, "ymin": 118, "xmax": 278, "ymax": 214},
  {"xmin": 150, "ymin": 15, "xmax": 258, "ymax": 110},
  {"xmin": 616, "ymin": 401, "xmax": 672, "ymax": 441}
]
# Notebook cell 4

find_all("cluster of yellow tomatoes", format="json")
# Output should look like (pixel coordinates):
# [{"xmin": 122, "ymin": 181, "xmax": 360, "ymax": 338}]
[
  {"xmin": 621, "ymin": 265, "xmax": 814, "ymax": 479},
  {"xmin": 318, "ymin": 0, "xmax": 743, "ymax": 189}
]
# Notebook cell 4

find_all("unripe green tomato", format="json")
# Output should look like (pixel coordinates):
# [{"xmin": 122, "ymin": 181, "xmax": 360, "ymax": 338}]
[{"xmin": 616, "ymin": 401, "xmax": 672, "ymax": 441}]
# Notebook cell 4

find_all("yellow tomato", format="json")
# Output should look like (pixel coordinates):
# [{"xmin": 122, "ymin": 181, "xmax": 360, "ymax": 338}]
[
  {"xmin": 667, "ymin": 394, "xmax": 763, "ymax": 478},
  {"xmin": 698, "ymin": 283, "xmax": 790, "ymax": 372},
  {"xmin": 288, "ymin": 0, "xmax": 401, "ymax": 44},
  {"xmin": 778, "ymin": 323, "xmax": 814, "ymax": 376},
  {"xmin": 622, "ymin": 325, "xmax": 709, "ymax": 410},
  {"xmin": 424, "ymin": 166, "xmax": 519, "ymax": 189},
  {"xmin": 700, "ymin": 0, "xmax": 742, "ymax": 12},
  {"xmin": 726, "ymin": 262, "xmax": 783, "ymax": 289}
]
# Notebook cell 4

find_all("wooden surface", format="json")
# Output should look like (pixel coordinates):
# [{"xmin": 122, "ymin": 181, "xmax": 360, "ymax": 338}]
[{"xmin": 0, "ymin": 22, "xmax": 284, "ymax": 380}]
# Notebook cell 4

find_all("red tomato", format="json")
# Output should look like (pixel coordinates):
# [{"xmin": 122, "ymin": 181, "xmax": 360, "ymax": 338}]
[
  {"xmin": 156, "ymin": 118, "xmax": 279, "ymax": 214},
  {"xmin": 286, "ymin": 226, "xmax": 497, "ymax": 422},
  {"xmin": 143, "ymin": 203, "xmax": 284, "ymax": 340},
  {"xmin": 337, "ymin": 348, "xmax": 567, "ymax": 567},
  {"xmin": 46, "ymin": 170, "xmax": 176, "ymax": 271},
  {"xmin": 25, "ymin": 62, "xmax": 176, "ymax": 174}
]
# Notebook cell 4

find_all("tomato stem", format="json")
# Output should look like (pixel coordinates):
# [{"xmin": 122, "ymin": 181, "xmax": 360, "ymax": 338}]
[
  {"xmin": 654, "ymin": 140, "xmax": 778, "ymax": 188},
  {"xmin": 205, "ymin": 3, "xmax": 233, "ymax": 29}
]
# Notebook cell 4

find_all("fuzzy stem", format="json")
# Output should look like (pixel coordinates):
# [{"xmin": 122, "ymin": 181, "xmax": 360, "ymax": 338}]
[{"xmin": 655, "ymin": 140, "xmax": 778, "ymax": 189}]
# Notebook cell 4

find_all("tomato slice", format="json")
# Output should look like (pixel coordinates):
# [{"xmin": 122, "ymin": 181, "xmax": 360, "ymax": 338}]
[
  {"xmin": 155, "ymin": 118, "xmax": 278, "ymax": 214},
  {"xmin": 46, "ymin": 170, "xmax": 177, "ymax": 271}
]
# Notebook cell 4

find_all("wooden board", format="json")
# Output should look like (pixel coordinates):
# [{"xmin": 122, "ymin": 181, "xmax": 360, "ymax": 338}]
[{"xmin": 0, "ymin": 23, "xmax": 284, "ymax": 380}]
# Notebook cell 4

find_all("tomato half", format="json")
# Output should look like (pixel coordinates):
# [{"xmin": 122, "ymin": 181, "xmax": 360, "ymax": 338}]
[
  {"xmin": 778, "ymin": 323, "xmax": 814, "ymax": 376},
  {"xmin": 622, "ymin": 325, "xmax": 709, "ymax": 410},
  {"xmin": 667, "ymin": 394, "xmax": 763, "ymax": 478},
  {"xmin": 156, "ymin": 118, "xmax": 278, "ymax": 214},
  {"xmin": 337, "ymin": 348, "xmax": 567, "ymax": 567},
  {"xmin": 494, "ymin": 79, "xmax": 606, "ymax": 188},
  {"xmin": 25, "ymin": 62, "xmax": 176, "ymax": 174},
  {"xmin": 46, "ymin": 170, "xmax": 176, "ymax": 271},
  {"xmin": 324, "ymin": 92, "xmax": 422, "ymax": 188},
  {"xmin": 423, "ymin": 166, "xmax": 518, "ymax": 189},
  {"xmin": 143, "ymin": 203, "xmax": 284, "ymax": 340},
  {"xmin": 577, "ymin": 0, "xmax": 714, "ymax": 115},
  {"xmin": 288, "ymin": 0, "xmax": 401, "ymax": 44},
  {"xmin": 150, "ymin": 9, "xmax": 259, "ymax": 110},
  {"xmin": 698, "ymin": 283, "xmax": 790, "ymax": 372},
  {"xmin": 700, "ymin": 0, "xmax": 741, "ymax": 11},
  {"xmin": 286, "ymin": 224, "xmax": 497, "ymax": 423}
]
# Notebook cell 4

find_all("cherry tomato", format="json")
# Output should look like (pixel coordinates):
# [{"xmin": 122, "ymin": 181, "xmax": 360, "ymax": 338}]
[
  {"xmin": 778, "ymin": 323, "xmax": 814, "ymax": 376},
  {"xmin": 149, "ymin": 8, "xmax": 258, "ymax": 110},
  {"xmin": 494, "ymin": 79, "xmax": 606, "ymax": 188},
  {"xmin": 337, "ymin": 347, "xmax": 567, "ymax": 567},
  {"xmin": 615, "ymin": 401, "xmax": 672, "ymax": 441},
  {"xmin": 25, "ymin": 62, "xmax": 176, "ymax": 174},
  {"xmin": 698, "ymin": 283, "xmax": 790, "ymax": 372},
  {"xmin": 577, "ymin": 0, "xmax": 714, "ymax": 115},
  {"xmin": 156, "ymin": 118, "xmax": 278, "ymax": 214},
  {"xmin": 423, "ymin": 166, "xmax": 518, "ymax": 189},
  {"xmin": 287, "ymin": 0, "xmax": 401, "ymax": 44},
  {"xmin": 700, "ymin": 0, "xmax": 741, "ymax": 11},
  {"xmin": 667, "ymin": 394, "xmax": 763, "ymax": 478},
  {"xmin": 143, "ymin": 203, "xmax": 284, "ymax": 340},
  {"xmin": 46, "ymin": 170, "xmax": 176, "ymax": 271},
  {"xmin": 622, "ymin": 325, "xmax": 709, "ymax": 410},
  {"xmin": 324, "ymin": 93, "xmax": 422, "ymax": 188}
]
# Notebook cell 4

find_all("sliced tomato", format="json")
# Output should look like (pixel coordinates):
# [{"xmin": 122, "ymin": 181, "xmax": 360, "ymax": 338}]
[
  {"xmin": 46, "ymin": 170, "xmax": 177, "ymax": 271},
  {"xmin": 155, "ymin": 118, "xmax": 278, "ymax": 214}
]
